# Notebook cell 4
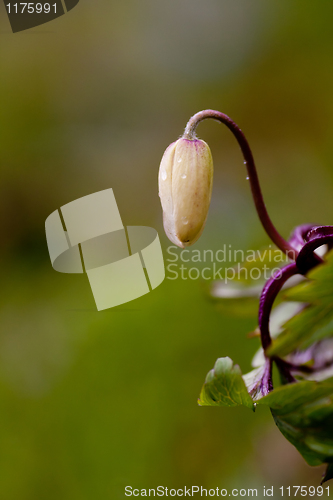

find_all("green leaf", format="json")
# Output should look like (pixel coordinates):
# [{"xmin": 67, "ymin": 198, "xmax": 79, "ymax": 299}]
[
  {"xmin": 257, "ymin": 377, "xmax": 333, "ymax": 412},
  {"xmin": 199, "ymin": 359, "xmax": 333, "ymax": 474},
  {"xmin": 269, "ymin": 251, "xmax": 333, "ymax": 357},
  {"xmin": 198, "ymin": 357, "xmax": 254, "ymax": 411},
  {"xmin": 258, "ymin": 378, "xmax": 333, "ymax": 466}
]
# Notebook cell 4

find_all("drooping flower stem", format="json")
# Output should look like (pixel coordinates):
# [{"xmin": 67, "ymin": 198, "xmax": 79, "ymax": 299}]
[
  {"xmin": 296, "ymin": 226, "xmax": 333, "ymax": 273},
  {"xmin": 180, "ymin": 110, "xmax": 333, "ymax": 394},
  {"xmin": 258, "ymin": 263, "xmax": 299, "ymax": 351},
  {"xmin": 258, "ymin": 262, "xmax": 299, "ymax": 388},
  {"xmin": 183, "ymin": 110, "xmax": 298, "ymax": 258},
  {"xmin": 257, "ymin": 230, "xmax": 333, "ymax": 387}
]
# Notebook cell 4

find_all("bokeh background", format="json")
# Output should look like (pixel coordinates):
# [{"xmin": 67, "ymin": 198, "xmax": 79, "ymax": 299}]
[{"xmin": 1, "ymin": 1, "xmax": 333, "ymax": 498}]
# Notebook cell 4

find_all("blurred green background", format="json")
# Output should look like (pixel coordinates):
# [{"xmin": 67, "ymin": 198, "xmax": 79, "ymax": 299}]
[{"xmin": 1, "ymin": 1, "xmax": 333, "ymax": 498}]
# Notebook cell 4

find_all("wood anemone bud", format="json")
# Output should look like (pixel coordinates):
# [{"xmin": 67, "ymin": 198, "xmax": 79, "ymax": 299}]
[{"xmin": 158, "ymin": 137, "xmax": 213, "ymax": 248}]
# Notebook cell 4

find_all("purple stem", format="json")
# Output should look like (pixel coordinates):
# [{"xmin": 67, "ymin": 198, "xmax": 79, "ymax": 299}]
[
  {"xmin": 274, "ymin": 358, "xmax": 297, "ymax": 384},
  {"xmin": 259, "ymin": 226, "xmax": 333, "ymax": 353},
  {"xmin": 288, "ymin": 224, "xmax": 317, "ymax": 253},
  {"xmin": 183, "ymin": 110, "xmax": 298, "ymax": 258},
  {"xmin": 306, "ymin": 225, "xmax": 333, "ymax": 240},
  {"xmin": 257, "ymin": 263, "xmax": 299, "ymax": 389},
  {"xmin": 279, "ymin": 358, "xmax": 314, "ymax": 375},
  {"xmin": 296, "ymin": 228, "xmax": 333, "ymax": 274},
  {"xmin": 257, "ymin": 228, "xmax": 333, "ymax": 389},
  {"xmin": 258, "ymin": 263, "xmax": 299, "ymax": 351}
]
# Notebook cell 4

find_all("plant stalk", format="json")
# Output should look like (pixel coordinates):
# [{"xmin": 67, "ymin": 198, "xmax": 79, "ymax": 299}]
[{"xmin": 184, "ymin": 110, "xmax": 298, "ymax": 258}]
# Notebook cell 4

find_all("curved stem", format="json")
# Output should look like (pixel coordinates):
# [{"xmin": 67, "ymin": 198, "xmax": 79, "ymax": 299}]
[
  {"xmin": 184, "ymin": 110, "xmax": 298, "ymax": 258},
  {"xmin": 288, "ymin": 224, "xmax": 317, "ymax": 253},
  {"xmin": 257, "ymin": 228, "xmax": 333, "ymax": 388},
  {"xmin": 296, "ymin": 230, "xmax": 333, "ymax": 274},
  {"xmin": 305, "ymin": 225, "xmax": 333, "ymax": 241},
  {"xmin": 258, "ymin": 263, "xmax": 299, "ymax": 351}
]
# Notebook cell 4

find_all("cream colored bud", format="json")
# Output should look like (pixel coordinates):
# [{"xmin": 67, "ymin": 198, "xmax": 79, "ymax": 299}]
[{"xmin": 158, "ymin": 137, "xmax": 213, "ymax": 248}]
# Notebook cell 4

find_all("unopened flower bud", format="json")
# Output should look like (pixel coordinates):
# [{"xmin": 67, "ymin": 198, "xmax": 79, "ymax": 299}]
[{"xmin": 158, "ymin": 137, "xmax": 213, "ymax": 248}]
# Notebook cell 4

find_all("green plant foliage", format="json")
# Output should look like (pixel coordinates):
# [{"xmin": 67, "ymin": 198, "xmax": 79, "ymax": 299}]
[
  {"xmin": 198, "ymin": 357, "xmax": 254, "ymax": 411},
  {"xmin": 269, "ymin": 251, "xmax": 333, "ymax": 357},
  {"xmin": 200, "ymin": 357, "xmax": 333, "ymax": 479},
  {"xmin": 258, "ymin": 378, "xmax": 333, "ymax": 466},
  {"xmin": 203, "ymin": 248, "xmax": 333, "ymax": 485},
  {"xmin": 210, "ymin": 246, "xmax": 289, "ymax": 317}
]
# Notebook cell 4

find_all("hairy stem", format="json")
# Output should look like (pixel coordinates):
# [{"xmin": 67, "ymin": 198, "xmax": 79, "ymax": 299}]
[
  {"xmin": 184, "ymin": 110, "xmax": 298, "ymax": 258},
  {"xmin": 296, "ymin": 228, "xmax": 333, "ymax": 274},
  {"xmin": 258, "ymin": 263, "xmax": 299, "ymax": 351}
]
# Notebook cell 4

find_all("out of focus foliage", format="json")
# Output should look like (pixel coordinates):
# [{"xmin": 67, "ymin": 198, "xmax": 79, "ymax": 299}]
[
  {"xmin": 270, "ymin": 251, "xmax": 333, "ymax": 356},
  {"xmin": 1, "ymin": 0, "xmax": 333, "ymax": 498},
  {"xmin": 200, "ymin": 252, "xmax": 333, "ymax": 483}
]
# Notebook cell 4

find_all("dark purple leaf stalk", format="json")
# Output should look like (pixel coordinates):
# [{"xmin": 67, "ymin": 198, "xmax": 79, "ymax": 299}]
[{"xmin": 183, "ymin": 110, "xmax": 333, "ymax": 394}]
